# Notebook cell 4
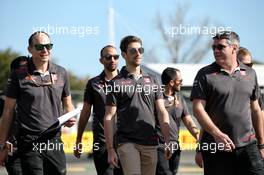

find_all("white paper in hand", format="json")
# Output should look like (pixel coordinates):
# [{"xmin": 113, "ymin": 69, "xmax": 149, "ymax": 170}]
[{"xmin": 58, "ymin": 106, "xmax": 82, "ymax": 126}]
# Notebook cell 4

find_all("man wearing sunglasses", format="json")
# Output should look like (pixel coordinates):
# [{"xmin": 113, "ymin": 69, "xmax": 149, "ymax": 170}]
[
  {"xmin": 156, "ymin": 67, "xmax": 199, "ymax": 175},
  {"xmin": 191, "ymin": 31, "xmax": 264, "ymax": 175},
  {"xmin": 74, "ymin": 45, "xmax": 123, "ymax": 175},
  {"xmin": 104, "ymin": 35, "xmax": 170, "ymax": 175},
  {"xmin": 0, "ymin": 31, "xmax": 76, "ymax": 175},
  {"xmin": 238, "ymin": 47, "xmax": 264, "ymax": 148}
]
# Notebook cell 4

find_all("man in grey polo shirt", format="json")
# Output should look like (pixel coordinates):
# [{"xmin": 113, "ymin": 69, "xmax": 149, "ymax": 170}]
[
  {"xmin": 191, "ymin": 31, "xmax": 264, "ymax": 175},
  {"xmin": 104, "ymin": 35, "xmax": 170, "ymax": 175},
  {"xmin": 0, "ymin": 31, "xmax": 76, "ymax": 175}
]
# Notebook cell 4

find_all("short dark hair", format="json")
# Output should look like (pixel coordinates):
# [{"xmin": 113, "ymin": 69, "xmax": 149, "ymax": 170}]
[
  {"xmin": 120, "ymin": 35, "xmax": 142, "ymax": 53},
  {"xmin": 161, "ymin": 67, "xmax": 180, "ymax": 85},
  {"xmin": 213, "ymin": 31, "xmax": 240, "ymax": 47},
  {"xmin": 28, "ymin": 31, "xmax": 50, "ymax": 47},
  {"xmin": 10, "ymin": 56, "xmax": 29, "ymax": 70},
  {"xmin": 100, "ymin": 45, "xmax": 116, "ymax": 58}
]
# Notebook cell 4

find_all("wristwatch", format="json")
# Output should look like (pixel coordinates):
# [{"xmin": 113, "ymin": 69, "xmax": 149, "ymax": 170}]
[{"xmin": 0, "ymin": 143, "xmax": 5, "ymax": 151}]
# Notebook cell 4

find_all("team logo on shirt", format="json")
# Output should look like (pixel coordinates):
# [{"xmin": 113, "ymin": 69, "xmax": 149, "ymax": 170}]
[
  {"xmin": 121, "ymin": 80, "xmax": 132, "ymax": 85},
  {"xmin": 144, "ymin": 77, "xmax": 151, "ymax": 83}
]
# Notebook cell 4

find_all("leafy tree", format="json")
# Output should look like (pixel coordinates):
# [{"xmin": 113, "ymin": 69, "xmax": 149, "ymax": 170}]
[
  {"xmin": 0, "ymin": 48, "xmax": 19, "ymax": 90},
  {"xmin": 145, "ymin": 2, "xmax": 212, "ymax": 63}
]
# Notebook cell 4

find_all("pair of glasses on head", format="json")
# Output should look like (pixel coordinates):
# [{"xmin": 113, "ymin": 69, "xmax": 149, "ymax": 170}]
[
  {"xmin": 102, "ymin": 54, "xmax": 119, "ymax": 61},
  {"xmin": 128, "ymin": 47, "xmax": 144, "ymax": 55},
  {"xmin": 34, "ymin": 44, "xmax": 53, "ymax": 51},
  {"xmin": 211, "ymin": 44, "xmax": 228, "ymax": 51}
]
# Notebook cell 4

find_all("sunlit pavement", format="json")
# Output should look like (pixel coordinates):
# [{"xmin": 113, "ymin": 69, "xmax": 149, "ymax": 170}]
[{"xmin": 0, "ymin": 151, "xmax": 203, "ymax": 175}]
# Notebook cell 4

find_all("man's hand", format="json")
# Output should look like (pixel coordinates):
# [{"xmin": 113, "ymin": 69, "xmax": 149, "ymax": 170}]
[
  {"xmin": 74, "ymin": 141, "xmax": 82, "ymax": 158},
  {"xmin": 64, "ymin": 118, "xmax": 76, "ymax": 127},
  {"xmin": 107, "ymin": 149, "xmax": 119, "ymax": 168},
  {"xmin": 195, "ymin": 152, "xmax": 203, "ymax": 168},
  {"xmin": 213, "ymin": 131, "xmax": 235, "ymax": 152},
  {"xmin": 0, "ymin": 147, "xmax": 8, "ymax": 166},
  {"xmin": 164, "ymin": 147, "xmax": 172, "ymax": 160},
  {"xmin": 259, "ymin": 148, "xmax": 264, "ymax": 159}
]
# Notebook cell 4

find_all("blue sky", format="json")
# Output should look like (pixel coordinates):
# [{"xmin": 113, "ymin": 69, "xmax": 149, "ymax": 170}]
[{"xmin": 1, "ymin": 0, "xmax": 264, "ymax": 78}]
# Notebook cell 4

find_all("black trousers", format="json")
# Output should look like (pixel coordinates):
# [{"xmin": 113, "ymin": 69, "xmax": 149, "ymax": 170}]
[
  {"xmin": 19, "ymin": 137, "xmax": 66, "ymax": 175},
  {"xmin": 156, "ymin": 146, "xmax": 181, "ymax": 175},
  {"xmin": 5, "ymin": 152, "xmax": 22, "ymax": 175},
  {"xmin": 202, "ymin": 141, "xmax": 264, "ymax": 175},
  {"xmin": 93, "ymin": 142, "xmax": 123, "ymax": 175}
]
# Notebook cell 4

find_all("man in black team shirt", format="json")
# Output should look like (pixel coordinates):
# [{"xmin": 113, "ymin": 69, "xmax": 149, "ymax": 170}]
[
  {"xmin": 156, "ymin": 67, "xmax": 199, "ymax": 175},
  {"xmin": 104, "ymin": 35, "xmax": 170, "ymax": 175},
  {"xmin": 237, "ymin": 47, "xmax": 264, "ymax": 115},
  {"xmin": 74, "ymin": 45, "xmax": 123, "ymax": 175},
  {"xmin": 0, "ymin": 31, "xmax": 76, "ymax": 175},
  {"xmin": 0, "ymin": 56, "xmax": 28, "ymax": 175},
  {"xmin": 191, "ymin": 31, "xmax": 264, "ymax": 175}
]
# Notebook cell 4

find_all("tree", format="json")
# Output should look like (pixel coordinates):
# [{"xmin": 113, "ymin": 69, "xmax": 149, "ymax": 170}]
[
  {"xmin": 148, "ymin": 2, "xmax": 212, "ymax": 63},
  {"xmin": 0, "ymin": 48, "xmax": 19, "ymax": 90},
  {"xmin": 68, "ymin": 71, "xmax": 89, "ymax": 102}
]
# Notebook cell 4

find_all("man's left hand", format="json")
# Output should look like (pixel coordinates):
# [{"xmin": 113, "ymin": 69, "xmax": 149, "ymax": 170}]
[{"xmin": 64, "ymin": 118, "xmax": 76, "ymax": 127}]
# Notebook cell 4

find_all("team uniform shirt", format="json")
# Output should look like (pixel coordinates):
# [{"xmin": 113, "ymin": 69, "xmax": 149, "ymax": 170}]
[
  {"xmin": 83, "ymin": 71, "xmax": 115, "ymax": 144},
  {"xmin": 106, "ymin": 66, "xmax": 163, "ymax": 146},
  {"xmin": 5, "ymin": 58, "xmax": 70, "ymax": 140},
  {"xmin": 191, "ymin": 61, "xmax": 260, "ymax": 147},
  {"xmin": 157, "ymin": 92, "xmax": 189, "ymax": 143}
]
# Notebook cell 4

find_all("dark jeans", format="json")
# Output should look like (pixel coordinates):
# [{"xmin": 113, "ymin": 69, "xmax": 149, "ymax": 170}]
[
  {"xmin": 202, "ymin": 142, "xmax": 264, "ymax": 175},
  {"xmin": 19, "ymin": 137, "xmax": 66, "ymax": 175},
  {"xmin": 93, "ymin": 142, "xmax": 123, "ymax": 175},
  {"xmin": 5, "ymin": 152, "xmax": 22, "ymax": 175},
  {"xmin": 156, "ymin": 146, "xmax": 181, "ymax": 175}
]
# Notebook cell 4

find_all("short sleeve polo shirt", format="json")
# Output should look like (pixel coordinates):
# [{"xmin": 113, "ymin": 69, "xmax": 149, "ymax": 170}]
[
  {"xmin": 106, "ymin": 66, "xmax": 163, "ymax": 146},
  {"xmin": 191, "ymin": 62, "xmax": 260, "ymax": 147},
  {"xmin": 157, "ymin": 92, "xmax": 190, "ymax": 143},
  {"xmin": 5, "ymin": 58, "xmax": 70, "ymax": 136},
  {"xmin": 83, "ymin": 71, "xmax": 113, "ymax": 143}
]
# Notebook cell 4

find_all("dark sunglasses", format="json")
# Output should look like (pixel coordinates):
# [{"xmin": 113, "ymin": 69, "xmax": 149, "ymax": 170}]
[
  {"xmin": 244, "ymin": 63, "xmax": 253, "ymax": 67},
  {"xmin": 34, "ymin": 44, "xmax": 53, "ymax": 51},
  {"xmin": 211, "ymin": 44, "xmax": 228, "ymax": 51},
  {"xmin": 175, "ymin": 79, "xmax": 183, "ymax": 84},
  {"xmin": 103, "ymin": 54, "xmax": 119, "ymax": 61},
  {"xmin": 129, "ymin": 47, "xmax": 144, "ymax": 55}
]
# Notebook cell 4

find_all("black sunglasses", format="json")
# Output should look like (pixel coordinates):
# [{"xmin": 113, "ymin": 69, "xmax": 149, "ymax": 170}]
[
  {"xmin": 34, "ymin": 44, "xmax": 53, "ymax": 51},
  {"xmin": 211, "ymin": 44, "xmax": 228, "ymax": 51},
  {"xmin": 244, "ymin": 63, "xmax": 253, "ymax": 67},
  {"xmin": 129, "ymin": 47, "xmax": 144, "ymax": 55},
  {"xmin": 103, "ymin": 54, "xmax": 119, "ymax": 61}
]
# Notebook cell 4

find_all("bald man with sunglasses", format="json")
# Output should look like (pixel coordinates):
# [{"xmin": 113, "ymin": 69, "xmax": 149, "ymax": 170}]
[
  {"xmin": 0, "ymin": 31, "xmax": 76, "ymax": 175},
  {"xmin": 74, "ymin": 45, "xmax": 123, "ymax": 175}
]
